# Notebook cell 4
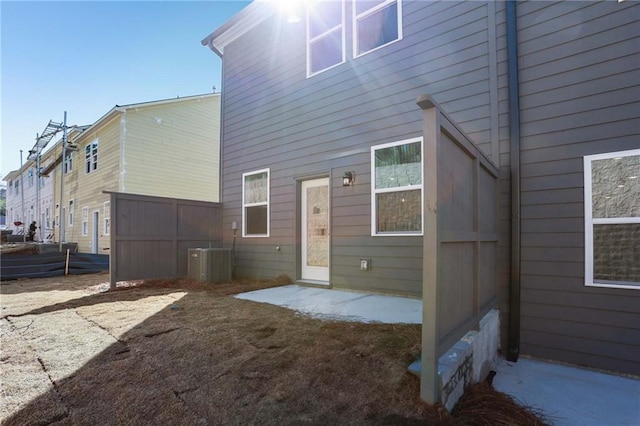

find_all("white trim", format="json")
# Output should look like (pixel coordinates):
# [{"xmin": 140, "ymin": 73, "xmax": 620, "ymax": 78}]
[
  {"xmin": 103, "ymin": 201, "xmax": 111, "ymax": 236},
  {"xmin": 371, "ymin": 137, "xmax": 424, "ymax": 236},
  {"xmin": 353, "ymin": 0, "xmax": 403, "ymax": 59},
  {"xmin": 593, "ymin": 217, "xmax": 640, "ymax": 225},
  {"xmin": 202, "ymin": 2, "xmax": 272, "ymax": 56},
  {"xmin": 301, "ymin": 177, "xmax": 330, "ymax": 282},
  {"xmin": 68, "ymin": 199, "xmax": 74, "ymax": 226},
  {"xmin": 82, "ymin": 206, "xmax": 89, "ymax": 236},
  {"xmin": 306, "ymin": 0, "xmax": 346, "ymax": 78},
  {"xmin": 92, "ymin": 210, "xmax": 100, "ymax": 254},
  {"xmin": 85, "ymin": 139, "xmax": 99, "ymax": 174},
  {"xmin": 584, "ymin": 148, "xmax": 640, "ymax": 289},
  {"xmin": 242, "ymin": 168, "xmax": 270, "ymax": 238}
]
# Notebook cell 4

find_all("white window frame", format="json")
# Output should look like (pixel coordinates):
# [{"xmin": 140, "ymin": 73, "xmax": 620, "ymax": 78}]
[
  {"xmin": 353, "ymin": 0, "xmax": 403, "ymax": 58},
  {"xmin": 45, "ymin": 207, "xmax": 50, "ymax": 229},
  {"xmin": 584, "ymin": 148, "xmax": 640, "ymax": 290},
  {"xmin": 242, "ymin": 168, "xmax": 270, "ymax": 238},
  {"xmin": 306, "ymin": 0, "xmax": 346, "ymax": 78},
  {"xmin": 103, "ymin": 201, "xmax": 111, "ymax": 236},
  {"xmin": 64, "ymin": 152, "xmax": 73, "ymax": 174},
  {"xmin": 371, "ymin": 137, "xmax": 423, "ymax": 236},
  {"xmin": 85, "ymin": 139, "xmax": 99, "ymax": 173},
  {"xmin": 27, "ymin": 168, "xmax": 34, "ymax": 187},
  {"xmin": 68, "ymin": 200, "xmax": 74, "ymax": 226},
  {"xmin": 82, "ymin": 206, "xmax": 89, "ymax": 236}
]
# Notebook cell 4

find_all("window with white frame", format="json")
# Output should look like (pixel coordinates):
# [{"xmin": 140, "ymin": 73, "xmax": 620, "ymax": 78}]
[
  {"xmin": 55, "ymin": 203, "xmax": 59, "ymax": 228},
  {"xmin": 85, "ymin": 139, "xmax": 98, "ymax": 173},
  {"xmin": 584, "ymin": 149, "xmax": 639, "ymax": 289},
  {"xmin": 46, "ymin": 207, "xmax": 51, "ymax": 229},
  {"xmin": 104, "ymin": 201, "xmax": 111, "ymax": 235},
  {"xmin": 371, "ymin": 138, "xmax": 423, "ymax": 235},
  {"xmin": 353, "ymin": 0, "xmax": 402, "ymax": 57},
  {"xmin": 27, "ymin": 168, "xmax": 34, "ymax": 187},
  {"xmin": 242, "ymin": 169, "xmax": 270, "ymax": 237},
  {"xmin": 15, "ymin": 178, "xmax": 19, "ymax": 193},
  {"xmin": 82, "ymin": 207, "xmax": 89, "ymax": 236},
  {"xmin": 68, "ymin": 200, "xmax": 74, "ymax": 226},
  {"xmin": 64, "ymin": 152, "xmax": 73, "ymax": 174},
  {"xmin": 307, "ymin": 0, "xmax": 345, "ymax": 77}
]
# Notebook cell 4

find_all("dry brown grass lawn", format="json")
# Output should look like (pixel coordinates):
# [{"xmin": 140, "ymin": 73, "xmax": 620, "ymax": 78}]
[{"xmin": 0, "ymin": 274, "xmax": 548, "ymax": 425}]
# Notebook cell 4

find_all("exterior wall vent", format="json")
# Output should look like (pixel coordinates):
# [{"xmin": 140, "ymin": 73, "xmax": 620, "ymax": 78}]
[{"xmin": 187, "ymin": 248, "xmax": 232, "ymax": 283}]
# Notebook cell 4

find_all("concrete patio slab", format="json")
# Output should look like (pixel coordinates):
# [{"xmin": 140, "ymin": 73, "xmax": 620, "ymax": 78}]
[
  {"xmin": 493, "ymin": 356, "xmax": 640, "ymax": 426},
  {"xmin": 235, "ymin": 285, "xmax": 421, "ymax": 324}
]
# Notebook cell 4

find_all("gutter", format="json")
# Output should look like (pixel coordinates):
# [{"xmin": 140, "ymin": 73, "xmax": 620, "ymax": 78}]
[{"xmin": 506, "ymin": 0, "xmax": 521, "ymax": 362}]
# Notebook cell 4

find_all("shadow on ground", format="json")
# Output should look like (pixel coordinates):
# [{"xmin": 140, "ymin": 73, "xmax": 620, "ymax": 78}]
[{"xmin": 1, "ymin": 275, "xmax": 547, "ymax": 425}]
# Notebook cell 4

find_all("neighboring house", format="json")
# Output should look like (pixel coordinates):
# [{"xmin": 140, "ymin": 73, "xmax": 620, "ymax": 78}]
[
  {"xmin": 202, "ymin": 0, "xmax": 639, "ymax": 377},
  {"xmin": 3, "ymin": 169, "xmax": 23, "ymax": 235},
  {"xmin": 42, "ymin": 93, "xmax": 221, "ymax": 254},
  {"xmin": 2, "ymin": 141, "xmax": 63, "ymax": 241}
]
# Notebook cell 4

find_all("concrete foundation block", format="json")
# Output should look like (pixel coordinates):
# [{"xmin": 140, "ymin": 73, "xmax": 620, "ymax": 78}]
[{"xmin": 408, "ymin": 309, "xmax": 500, "ymax": 411}]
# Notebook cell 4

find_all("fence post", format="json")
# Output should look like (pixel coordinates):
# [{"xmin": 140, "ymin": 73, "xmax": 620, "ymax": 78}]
[{"xmin": 418, "ymin": 94, "xmax": 441, "ymax": 403}]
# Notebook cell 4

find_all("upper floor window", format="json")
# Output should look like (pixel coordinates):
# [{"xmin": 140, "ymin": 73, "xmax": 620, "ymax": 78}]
[
  {"xmin": 27, "ymin": 168, "xmax": 35, "ymax": 187},
  {"xmin": 307, "ymin": 0, "xmax": 345, "ymax": 77},
  {"xmin": 85, "ymin": 139, "xmax": 99, "ymax": 173},
  {"xmin": 371, "ymin": 137, "xmax": 422, "ymax": 235},
  {"xmin": 242, "ymin": 168, "xmax": 270, "ymax": 237},
  {"xmin": 15, "ymin": 178, "xmax": 20, "ymax": 192},
  {"xmin": 353, "ymin": 0, "xmax": 402, "ymax": 57},
  {"xmin": 64, "ymin": 152, "xmax": 73, "ymax": 174},
  {"xmin": 584, "ymin": 149, "xmax": 639, "ymax": 289}
]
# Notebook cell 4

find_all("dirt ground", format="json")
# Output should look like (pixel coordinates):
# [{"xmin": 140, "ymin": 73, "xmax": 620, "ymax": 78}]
[{"xmin": 0, "ymin": 273, "xmax": 547, "ymax": 425}]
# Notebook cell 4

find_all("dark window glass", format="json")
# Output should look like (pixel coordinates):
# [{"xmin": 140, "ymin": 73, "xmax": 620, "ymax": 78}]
[
  {"xmin": 593, "ymin": 223, "xmax": 640, "ymax": 284},
  {"xmin": 376, "ymin": 189, "xmax": 421, "ymax": 233},
  {"xmin": 246, "ymin": 205, "xmax": 268, "ymax": 235},
  {"xmin": 308, "ymin": 1, "xmax": 342, "ymax": 38},
  {"xmin": 356, "ymin": 2, "xmax": 398, "ymax": 55},
  {"xmin": 310, "ymin": 29, "xmax": 343, "ymax": 74}
]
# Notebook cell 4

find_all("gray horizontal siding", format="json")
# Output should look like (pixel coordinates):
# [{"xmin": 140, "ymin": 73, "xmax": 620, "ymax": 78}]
[
  {"xmin": 219, "ymin": 0, "xmax": 507, "ymax": 297},
  {"xmin": 517, "ymin": 0, "xmax": 640, "ymax": 375}
]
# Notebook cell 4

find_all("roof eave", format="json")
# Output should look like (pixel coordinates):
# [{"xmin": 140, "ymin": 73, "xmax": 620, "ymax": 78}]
[{"xmin": 201, "ymin": 1, "xmax": 274, "ymax": 57}]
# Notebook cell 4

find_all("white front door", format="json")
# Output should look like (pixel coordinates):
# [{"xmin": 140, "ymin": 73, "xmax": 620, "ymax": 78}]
[
  {"xmin": 301, "ymin": 178, "xmax": 330, "ymax": 282},
  {"xmin": 92, "ymin": 211, "xmax": 99, "ymax": 254}
]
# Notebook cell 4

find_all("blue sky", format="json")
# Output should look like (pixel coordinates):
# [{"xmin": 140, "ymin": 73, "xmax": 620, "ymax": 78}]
[{"xmin": 1, "ymin": 0, "xmax": 251, "ymax": 177}]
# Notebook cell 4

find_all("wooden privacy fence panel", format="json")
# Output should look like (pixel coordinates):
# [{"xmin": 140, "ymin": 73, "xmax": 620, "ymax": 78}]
[
  {"xmin": 418, "ymin": 94, "xmax": 500, "ymax": 403},
  {"xmin": 108, "ymin": 192, "xmax": 223, "ymax": 287}
]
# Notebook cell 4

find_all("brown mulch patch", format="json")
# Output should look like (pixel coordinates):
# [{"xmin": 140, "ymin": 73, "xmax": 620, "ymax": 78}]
[{"xmin": 1, "ymin": 274, "xmax": 550, "ymax": 425}]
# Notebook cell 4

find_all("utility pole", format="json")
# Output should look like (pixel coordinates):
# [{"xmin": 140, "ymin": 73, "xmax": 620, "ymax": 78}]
[{"xmin": 59, "ymin": 111, "xmax": 68, "ymax": 252}]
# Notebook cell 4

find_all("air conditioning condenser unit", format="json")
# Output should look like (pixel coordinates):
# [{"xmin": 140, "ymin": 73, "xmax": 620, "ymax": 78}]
[{"xmin": 187, "ymin": 248, "xmax": 232, "ymax": 283}]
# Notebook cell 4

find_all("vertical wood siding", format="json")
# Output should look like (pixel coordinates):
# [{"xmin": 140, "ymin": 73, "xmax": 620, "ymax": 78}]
[
  {"xmin": 517, "ymin": 0, "xmax": 640, "ymax": 375},
  {"xmin": 220, "ymin": 0, "xmax": 509, "ymax": 297},
  {"xmin": 109, "ymin": 192, "xmax": 223, "ymax": 284}
]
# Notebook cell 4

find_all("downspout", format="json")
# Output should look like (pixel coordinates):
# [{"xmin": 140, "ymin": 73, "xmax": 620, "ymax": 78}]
[{"xmin": 506, "ymin": 0, "xmax": 521, "ymax": 362}]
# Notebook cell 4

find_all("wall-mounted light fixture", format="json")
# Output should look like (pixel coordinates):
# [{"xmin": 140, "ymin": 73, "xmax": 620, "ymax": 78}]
[{"xmin": 343, "ymin": 171, "xmax": 355, "ymax": 186}]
